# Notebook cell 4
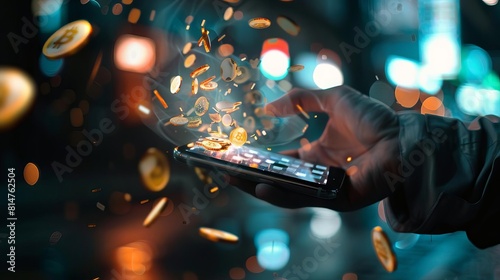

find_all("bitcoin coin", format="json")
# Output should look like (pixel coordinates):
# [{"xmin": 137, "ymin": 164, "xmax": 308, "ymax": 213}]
[
  {"xmin": 143, "ymin": 197, "xmax": 168, "ymax": 227},
  {"xmin": 43, "ymin": 20, "xmax": 92, "ymax": 59},
  {"xmin": 215, "ymin": 101, "xmax": 234, "ymax": 111},
  {"xmin": 190, "ymin": 64, "xmax": 210, "ymax": 78},
  {"xmin": 199, "ymin": 27, "xmax": 212, "ymax": 53},
  {"xmin": 170, "ymin": 116, "xmax": 189, "ymax": 126},
  {"xmin": 194, "ymin": 96, "xmax": 209, "ymax": 116},
  {"xmin": 230, "ymin": 127, "xmax": 247, "ymax": 147},
  {"xmin": 23, "ymin": 162, "xmax": 40, "ymax": 186},
  {"xmin": 248, "ymin": 17, "xmax": 271, "ymax": 29},
  {"xmin": 232, "ymin": 101, "xmax": 242, "ymax": 108},
  {"xmin": 200, "ymin": 75, "xmax": 216, "ymax": 85},
  {"xmin": 209, "ymin": 113, "xmax": 221, "ymax": 123},
  {"xmin": 138, "ymin": 148, "xmax": 170, "ymax": 192},
  {"xmin": 371, "ymin": 226, "xmax": 397, "ymax": 272},
  {"xmin": 288, "ymin": 64, "xmax": 305, "ymax": 72},
  {"xmin": 277, "ymin": 15, "xmax": 300, "ymax": 36},
  {"xmin": 220, "ymin": 58, "xmax": 238, "ymax": 82},
  {"xmin": 191, "ymin": 78, "xmax": 199, "ymax": 95},
  {"xmin": 201, "ymin": 140, "xmax": 223, "ymax": 151},
  {"xmin": 170, "ymin": 75, "xmax": 182, "ymax": 94},
  {"xmin": 199, "ymin": 81, "xmax": 218, "ymax": 91},
  {"xmin": 184, "ymin": 53, "xmax": 196, "ymax": 68},
  {"xmin": 199, "ymin": 227, "xmax": 239, "ymax": 243},
  {"xmin": 221, "ymin": 114, "xmax": 233, "ymax": 126}
]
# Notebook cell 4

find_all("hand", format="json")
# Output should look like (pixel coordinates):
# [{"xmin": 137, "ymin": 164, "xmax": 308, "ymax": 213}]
[{"xmin": 231, "ymin": 86, "xmax": 401, "ymax": 211}]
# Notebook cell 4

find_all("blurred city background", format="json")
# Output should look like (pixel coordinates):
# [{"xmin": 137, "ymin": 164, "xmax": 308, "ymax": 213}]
[{"xmin": 1, "ymin": 0, "xmax": 500, "ymax": 279}]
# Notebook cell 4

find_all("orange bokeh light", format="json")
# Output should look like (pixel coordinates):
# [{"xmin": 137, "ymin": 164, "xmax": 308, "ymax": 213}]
[
  {"xmin": 395, "ymin": 86, "xmax": 420, "ymax": 108},
  {"xmin": 421, "ymin": 96, "xmax": 445, "ymax": 116},
  {"xmin": 115, "ymin": 34, "xmax": 156, "ymax": 73}
]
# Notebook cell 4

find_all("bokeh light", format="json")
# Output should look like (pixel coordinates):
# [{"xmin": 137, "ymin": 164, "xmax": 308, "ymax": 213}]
[
  {"xmin": 257, "ymin": 241, "xmax": 290, "ymax": 270},
  {"xmin": 313, "ymin": 63, "xmax": 343, "ymax": 89},
  {"xmin": 115, "ymin": 241, "xmax": 153, "ymax": 275},
  {"xmin": 0, "ymin": 67, "xmax": 36, "ymax": 130},
  {"xmin": 115, "ymin": 34, "xmax": 156, "ymax": 73},
  {"xmin": 421, "ymin": 96, "xmax": 445, "ymax": 116},
  {"xmin": 309, "ymin": 208, "xmax": 342, "ymax": 239},
  {"xmin": 460, "ymin": 45, "xmax": 492, "ymax": 84},
  {"xmin": 386, "ymin": 56, "xmax": 420, "ymax": 89},
  {"xmin": 369, "ymin": 81, "xmax": 395, "ymax": 106},
  {"xmin": 455, "ymin": 84, "xmax": 500, "ymax": 116},
  {"xmin": 260, "ymin": 38, "xmax": 290, "ymax": 80},
  {"xmin": 395, "ymin": 86, "xmax": 420, "ymax": 108},
  {"xmin": 39, "ymin": 54, "xmax": 64, "ymax": 77}
]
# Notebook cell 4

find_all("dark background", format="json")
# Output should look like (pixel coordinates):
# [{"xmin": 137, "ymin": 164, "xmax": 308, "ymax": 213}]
[{"xmin": 1, "ymin": 0, "xmax": 500, "ymax": 279}]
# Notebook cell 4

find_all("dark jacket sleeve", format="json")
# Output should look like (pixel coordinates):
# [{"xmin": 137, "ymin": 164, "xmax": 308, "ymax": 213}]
[{"xmin": 383, "ymin": 112, "xmax": 500, "ymax": 249}]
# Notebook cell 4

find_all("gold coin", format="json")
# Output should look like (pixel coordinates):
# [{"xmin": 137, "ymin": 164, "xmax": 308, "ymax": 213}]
[
  {"xmin": 43, "ymin": 20, "xmax": 92, "ymax": 59},
  {"xmin": 215, "ymin": 101, "xmax": 234, "ymax": 110},
  {"xmin": 371, "ymin": 226, "xmax": 397, "ymax": 272},
  {"xmin": 230, "ymin": 127, "xmax": 247, "ymax": 147},
  {"xmin": 277, "ymin": 15, "xmax": 300, "ymax": 36},
  {"xmin": 223, "ymin": 7, "xmax": 234, "ymax": 21},
  {"xmin": 199, "ymin": 81, "xmax": 218, "ymax": 91},
  {"xmin": 199, "ymin": 227, "xmax": 239, "ymax": 243},
  {"xmin": 0, "ymin": 68, "xmax": 35, "ymax": 130},
  {"xmin": 200, "ymin": 75, "xmax": 216, "ymax": 85},
  {"xmin": 23, "ymin": 162, "xmax": 40, "ymax": 186},
  {"xmin": 191, "ymin": 78, "xmax": 199, "ymax": 95},
  {"xmin": 221, "ymin": 114, "xmax": 233, "ymax": 126},
  {"xmin": 153, "ymin": 89, "xmax": 168, "ymax": 109},
  {"xmin": 209, "ymin": 113, "xmax": 221, "ymax": 123},
  {"xmin": 289, "ymin": 64, "xmax": 305, "ymax": 72},
  {"xmin": 184, "ymin": 53, "xmax": 196, "ymax": 68},
  {"xmin": 143, "ymin": 197, "xmax": 168, "ymax": 227},
  {"xmin": 208, "ymin": 131, "xmax": 228, "ymax": 138},
  {"xmin": 190, "ymin": 64, "xmax": 210, "ymax": 78},
  {"xmin": 194, "ymin": 96, "xmax": 209, "ymax": 116},
  {"xmin": 205, "ymin": 137, "xmax": 232, "ymax": 147},
  {"xmin": 182, "ymin": 42, "xmax": 192, "ymax": 55},
  {"xmin": 138, "ymin": 148, "xmax": 170, "ymax": 192},
  {"xmin": 233, "ymin": 101, "xmax": 242, "ymax": 108},
  {"xmin": 170, "ymin": 75, "xmax": 182, "ymax": 94},
  {"xmin": 170, "ymin": 116, "xmax": 189, "ymax": 126},
  {"xmin": 201, "ymin": 140, "xmax": 223, "ymax": 151},
  {"xmin": 248, "ymin": 17, "xmax": 271, "ymax": 29},
  {"xmin": 187, "ymin": 116, "xmax": 202, "ymax": 128}
]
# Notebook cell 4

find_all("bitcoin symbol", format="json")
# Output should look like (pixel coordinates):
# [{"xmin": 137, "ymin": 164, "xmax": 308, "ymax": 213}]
[
  {"xmin": 52, "ymin": 27, "xmax": 78, "ymax": 49},
  {"xmin": 235, "ymin": 132, "xmax": 243, "ymax": 141}
]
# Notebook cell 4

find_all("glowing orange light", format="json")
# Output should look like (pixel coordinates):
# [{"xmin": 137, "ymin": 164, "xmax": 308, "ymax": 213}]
[
  {"xmin": 395, "ymin": 86, "xmax": 420, "ymax": 108},
  {"xmin": 421, "ymin": 96, "xmax": 445, "ymax": 116},
  {"xmin": 115, "ymin": 34, "xmax": 156, "ymax": 73},
  {"xmin": 115, "ymin": 241, "xmax": 152, "ymax": 275}
]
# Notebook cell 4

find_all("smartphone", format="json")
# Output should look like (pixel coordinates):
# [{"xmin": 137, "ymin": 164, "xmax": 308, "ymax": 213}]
[{"xmin": 174, "ymin": 138, "xmax": 345, "ymax": 199}]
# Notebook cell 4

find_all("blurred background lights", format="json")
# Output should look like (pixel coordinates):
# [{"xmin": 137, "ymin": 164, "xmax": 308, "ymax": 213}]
[
  {"xmin": 0, "ymin": 68, "xmax": 36, "ymax": 130},
  {"xmin": 255, "ymin": 229, "xmax": 290, "ymax": 270},
  {"xmin": 455, "ymin": 84, "xmax": 500, "ymax": 116},
  {"xmin": 115, "ymin": 34, "xmax": 156, "ymax": 73},
  {"xmin": 293, "ymin": 52, "xmax": 318, "ymax": 89},
  {"xmin": 395, "ymin": 233, "xmax": 420, "ymax": 250},
  {"xmin": 313, "ymin": 63, "xmax": 343, "ymax": 89},
  {"xmin": 418, "ymin": 65, "xmax": 443, "ymax": 94},
  {"xmin": 39, "ymin": 54, "xmax": 64, "ymax": 77},
  {"xmin": 420, "ymin": 34, "xmax": 461, "ymax": 79},
  {"xmin": 260, "ymin": 38, "xmax": 290, "ymax": 80},
  {"xmin": 32, "ymin": 0, "xmax": 63, "ymax": 15},
  {"xmin": 386, "ymin": 56, "xmax": 420, "ymax": 89},
  {"xmin": 395, "ymin": 86, "xmax": 420, "ymax": 108},
  {"xmin": 483, "ymin": 0, "xmax": 499, "ymax": 5},
  {"xmin": 309, "ymin": 208, "xmax": 342, "ymax": 239},
  {"xmin": 460, "ymin": 45, "xmax": 492, "ymax": 84}
]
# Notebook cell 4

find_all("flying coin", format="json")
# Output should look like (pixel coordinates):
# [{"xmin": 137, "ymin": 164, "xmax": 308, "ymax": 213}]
[
  {"xmin": 43, "ymin": 20, "xmax": 93, "ymax": 59},
  {"xmin": 371, "ymin": 226, "xmax": 397, "ymax": 272},
  {"xmin": 194, "ymin": 96, "xmax": 209, "ymax": 116},
  {"xmin": 220, "ymin": 58, "xmax": 238, "ymax": 82},
  {"xmin": 199, "ymin": 227, "xmax": 239, "ymax": 243},
  {"xmin": 223, "ymin": 7, "xmax": 234, "ymax": 21},
  {"xmin": 205, "ymin": 137, "xmax": 232, "ymax": 147},
  {"xmin": 143, "ymin": 197, "xmax": 168, "ymax": 227},
  {"xmin": 201, "ymin": 140, "xmax": 223, "ymax": 151},
  {"xmin": 184, "ymin": 54, "xmax": 196, "ymax": 68},
  {"xmin": 277, "ymin": 15, "xmax": 300, "ymax": 36},
  {"xmin": 208, "ymin": 131, "xmax": 228, "ymax": 138},
  {"xmin": 221, "ymin": 114, "xmax": 233, "ymax": 126},
  {"xmin": 209, "ymin": 113, "xmax": 221, "ymax": 123},
  {"xmin": 191, "ymin": 78, "xmax": 199, "ymax": 95},
  {"xmin": 249, "ymin": 17, "xmax": 271, "ymax": 29},
  {"xmin": 216, "ymin": 101, "xmax": 234, "ymax": 110},
  {"xmin": 187, "ymin": 116, "xmax": 203, "ymax": 128},
  {"xmin": 200, "ymin": 75, "xmax": 216, "ymax": 85},
  {"xmin": 170, "ymin": 75, "xmax": 182, "ymax": 94},
  {"xmin": 230, "ymin": 127, "xmax": 247, "ymax": 147},
  {"xmin": 138, "ymin": 148, "xmax": 170, "ymax": 192},
  {"xmin": 182, "ymin": 42, "xmax": 192, "ymax": 54},
  {"xmin": 190, "ymin": 64, "xmax": 210, "ymax": 78},
  {"xmin": 170, "ymin": 116, "xmax": 189, "ymax": 126},
  {"xmin": 288, "ymin": 64, "xmax": 305, "ymax": 72},
  {"xmin": 199, "ymin": 81, "xmax": 218, "ymax": 91},
  {"xmin": 153, "ymin": 90, "xmax": 168, "ymax": 108}
]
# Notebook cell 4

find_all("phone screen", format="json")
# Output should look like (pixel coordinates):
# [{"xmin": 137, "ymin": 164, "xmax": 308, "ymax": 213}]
[{"xmin": 181, "ymin": 139, "xmax": 330, "ymax": 185}]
